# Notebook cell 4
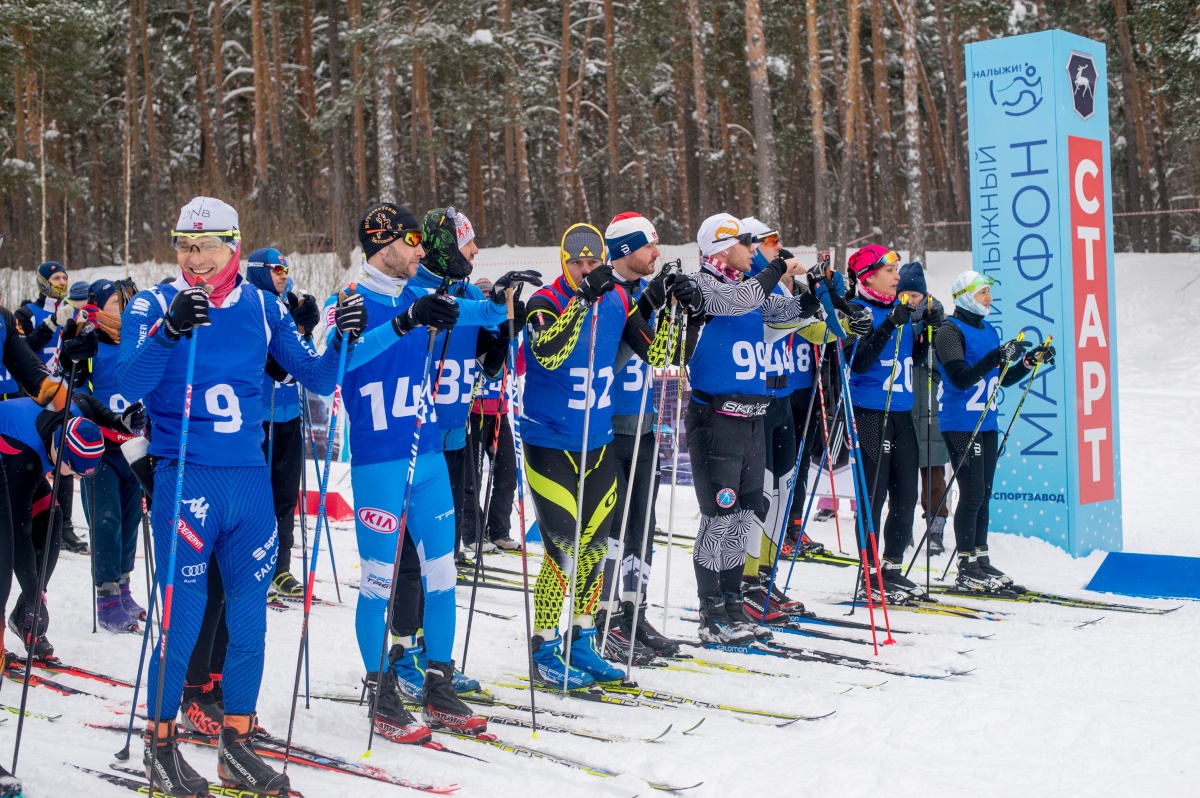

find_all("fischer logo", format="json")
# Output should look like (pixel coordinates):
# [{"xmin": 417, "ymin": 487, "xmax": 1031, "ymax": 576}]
[
  {"xmin": 177, "ymin": 519, "xmax": 204, "ymax": 553},
  {"xmin": 1068, "ymin": 135, "xmax": 1114, "ymax": 504},
  {"xmin": 358, "ymin": 507, "xmax": 399, "ymax": 534},
  {"xmin": 184, "ymin": 496, "xmax": 210, "ymax": 526}
]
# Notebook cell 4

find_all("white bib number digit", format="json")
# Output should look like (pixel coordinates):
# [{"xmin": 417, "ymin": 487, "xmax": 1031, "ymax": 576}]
[
  {"xmin": 205, "ymin": 384, "xmax": 243, "ymax": 433},
  {"xmin": 568, "ymin": 366, "xmax": 615, "ymax": 410},
  {"xmin": 966, "ymin": 375, "xmax": 999, "ymax": 411}
]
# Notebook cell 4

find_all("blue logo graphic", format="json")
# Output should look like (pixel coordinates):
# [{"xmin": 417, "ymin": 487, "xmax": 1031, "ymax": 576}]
[
  {"xmin": 715, "ymin": 488, "xmax": 736, "ymax": 509},
  {"xmin": 989, "ymin": 65, "xmax": 1043, "ymax": 117}
]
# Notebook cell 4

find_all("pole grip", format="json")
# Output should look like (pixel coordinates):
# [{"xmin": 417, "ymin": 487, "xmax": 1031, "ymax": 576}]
[{"xmin": 506, "ymin": 285, "xmax": 515, "ymax": 321}]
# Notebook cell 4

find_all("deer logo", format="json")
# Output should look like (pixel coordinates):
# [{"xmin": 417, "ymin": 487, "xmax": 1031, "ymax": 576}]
[
  {"xmin": 1073, "ymin": 65, "xmax": 1093, "ymax": 99},
  {"xmin": 1066, "ymin": 52, "xmax": 1098, "ymax": 120}
]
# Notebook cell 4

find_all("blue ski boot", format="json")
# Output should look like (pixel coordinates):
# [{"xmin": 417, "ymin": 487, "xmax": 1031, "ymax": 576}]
[
  {"xmin": 531, "ymin": 631, "xmax": 594, "ymax": 690},
  {"xmin": 389, "ymin": 642, "xmax": 426, "ymax": 702},
  {"xmin": 568, "ymin": 624, "xmax": 627, "ymax": 684}
]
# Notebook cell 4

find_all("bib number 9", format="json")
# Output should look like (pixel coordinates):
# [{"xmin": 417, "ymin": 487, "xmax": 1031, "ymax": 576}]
[{"xmin": 205, "ymin": 384, "xmax": 243, "ymax": 433}]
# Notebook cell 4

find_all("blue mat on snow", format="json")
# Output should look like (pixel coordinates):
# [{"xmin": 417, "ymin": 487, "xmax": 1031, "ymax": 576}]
[{"xmin": 1085, "ymin": 552, "xmax": 1200, "ymax": 601}]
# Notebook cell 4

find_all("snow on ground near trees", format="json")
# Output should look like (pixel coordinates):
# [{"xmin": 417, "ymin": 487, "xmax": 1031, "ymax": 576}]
[{"xmin": 5, "ymin": 250, "xmax": 1198, "ymax": 797}]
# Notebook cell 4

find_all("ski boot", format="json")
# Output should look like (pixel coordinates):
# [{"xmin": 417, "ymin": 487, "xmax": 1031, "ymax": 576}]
[
  {"xmin": 975, "ymin": 546, "xmax": 1022, "ymax": 591},
  {"xmin": 463, "ymin": 536, "xmax": 497, "ymax": 555},
  {"xmin": 597, "ymin": 615, "xmax": 657, "ymax": 666},
  {"xmin": 723, "ymin": 592, "xmax": 772, "ymax": 642},
  {"xmin": 0, "ymin": 763, "xmax": 20, "ymax": 798},
  {"xmin": 271, "ymin": 571, "xmax": 304, "ymax": 600},
  {"xmin": 531, "ymin": 631, "xmax": 594, "ymax": 690},
  {"xmin": 740, "ymin": 580, "xmax": 788, "ymax": 625},
  {"xmin": 97, "ymin": 583, "xmax": 139, "ymax": 633},
  {"xmin": 180, "ymin": 675, "xmax": 224, "ymax": 736},
  {"xmin": 366, "ymin": 669, "xmax": 433, "ymax": 744},
  {"xmin": 623, "ymin": 600, "xmax": 682, "ymax": 658},
  {"xmin": 954, "ymin": 552, "xmax": 1004, "ymax": 593},
  {"xmin": 422, "ymin": 660, "xmax": 488, "ymax": 735},
  {"xmin": 857, "ymin": 567, "xmax": 911, "ymax": 605},
  {"xmin": 492, "ymin": 536, "xmax": 521, "ymax": 551},
  {"xmin": 697, "ymin": 596, "xmax": 755, "ymax": 645},
  {"xmin": 120, "ymin": 574, "xmax": 147, "ymax": 621},
  {"xmin": 8, "ymin": 594, "xmax": 53, "ymax": 660},
  {"xmin": 217, "ymin": 714, "xmax": 290, "ymax": 795},
  {"xmin": 60, "ymin": 523, "xmax": 89, "ymax": 555},
  {"xmin": 812, "ymin": 508, "xmax": 837, "ymax": 524},
  {"xmin": 568, "ymin": 623, "xmax": 627, "ymax": 683},
  {"xmin": 926, "ymin": 517, "xmax": 946, "ymax": 555},
  {"xmin": 144, "ymin": 720, "xmax": 209, "ymax": 797},
  {"xmin": 388, "ymin": 641, "xmax": 426, "ymax": 701},
  {"xmin": 881, "ymin": 558, "xmax": 927, "ymax": 600},
  {"xmin": 755, "ymin": 569, "xmax": 805, "ymax": 613}
]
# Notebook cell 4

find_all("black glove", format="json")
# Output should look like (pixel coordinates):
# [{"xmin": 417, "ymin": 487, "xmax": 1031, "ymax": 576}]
[
  {"xmin": 510, "ymin": 298, "xmax": 529, "ymax": 329},
  {"xmin": 120, "ymin": 401, "xmax": 146, "ymax": 434},
  {"xmin": 667, "ymin": 275, "xmax": 703, "ymax": 315},
  {"xmin": 577, "ymin": 264, "xmax": 616, "ymax": 304},
  {"xmin": 848, "ymin": 306, "xmax": 874, "ymax": 337},
  {"xmin": 641, "ymin": 268, "xmax": 672, "ymax": 311},
  {"xmin": 778, "ymin": 248, "xmax": 795, "ymax": 261},
  {"xmin": 491, "ymin": 270, "xmax": 543, "ymax": 304},
  {"xmin": 797, "ymin": 290, "xmax": 820, "ymax": 317},
  {"xmin": 394, "ymin": 293, "xmax": 461, "ymax": 335},
  {"xmin": 162, "ymin": 286, "xmax": 210, "ymax": 341},
  {"xmin": 1024, "ymin": 343, "xmax": 1056, "ymax": 367},
  {"xmin": 265, "ymin": 355, "xmax": 295, "ymax": 385},
  {"xmin": 59, "ymin": 321, "xmax": 99, "ymax": 366},
  {"xmin": 888, "ymin": 301, "xmax": 914, "ymax": 326},
  {"xmin": 998, "ymin": 338, "xmax": 1033, "ymax": 362},
  {"xmin": 289, "ymin": 292, "xmax": 320, "ymax": 333},
  {"xmin": 334, "ymin": 291, "xmax": 368, "ymax": 337}
]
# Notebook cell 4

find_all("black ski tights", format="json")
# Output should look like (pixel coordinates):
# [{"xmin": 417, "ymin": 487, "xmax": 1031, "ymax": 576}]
[
  {"xmin": 942, "ymin": 430, "xmax": 998, "ymax": 554},
  {"xmin": 853, "ymin": 407, "xmax": 918, "ymax": 562}
]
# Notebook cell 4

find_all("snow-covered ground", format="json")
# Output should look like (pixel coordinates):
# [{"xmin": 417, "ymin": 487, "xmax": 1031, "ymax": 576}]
[{"xmin": 2, "ymin": 249, "xmax": 1198, "ymax": 797}]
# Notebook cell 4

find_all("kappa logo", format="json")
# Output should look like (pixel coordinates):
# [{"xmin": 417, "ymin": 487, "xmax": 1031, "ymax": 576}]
[
  {"xmin": 130, "ymin": 297, "xmax": 150, "ymax": 315},
  {"xmin": 358, "ymin": 507, "xmax": 399, "ymax": 534},
  {"xmin": 183, "ymin": 497, "xmax": 210, "ymax": 526},
  {"xmin": 1067, "ymin": 51, "xmax": 1098, "ymax": 120},
  {"xmin": 716, "ymin": 488, "xmax": 737, "ymax": 509},
  {"xmin": 177, "ymin": 519, "xmax": 204, "ymax": 554}
]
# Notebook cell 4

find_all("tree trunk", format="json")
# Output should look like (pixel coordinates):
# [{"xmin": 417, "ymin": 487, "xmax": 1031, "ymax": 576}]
[
  {"xmin": 1114, "ymin": 0, "xmax": 1153, "ymax": 250},
  {"xmin": 570, "ymin": 12, "xmax": 593, "ymax": 224},
  {"xmin": 900, "ymin": 0, "xmax": 924, "ymax": 262},
  {"xmin": 933, "ymin": 0, "xmax": 965, "ymax": 232},
  {"xmin": 556, "ymin": 0, "xmax": 573, "ymax": 226},
  {"xmin": 376, "ymin": 66, "xmax": 397, "ymax": 201},
  {"xmin": 672, "ymin": 43, "xmax": 693, "ymax": 236},
  {"xmin": 806, "ymin": 0, "xmax": 830, "ymax": 254},
  {"xmin": 138, "ymin": 0, "xmax": 157, "ymax": 194},
  {"xmin": 412, "ymin": 38, "xmax": 438, "ymax": 206},
  {"xmin": 269, "ymin": 8, "xmax": 289, "ymax": 185},
  {"xmin": 186, "ymin": 1, "xmax": 218, "ymax": 194},
  {"xmin": 744, "ymin": 0, "xmax": 779, "ymax": 225},
  {"xmin": 870, "ymin": 0, "xmax": 897, "ymax": 240},
  {"xmin": 326, "ymin": 0, "xmax": 350, "ymax": 266},
  {"xmin": 347, "ymin": 0, "xmax": 368, "ymax": 208},
  {"xmin": 299, "ymin": 0, "xmax": 317, "ymax": 122},
  {"xmin": 834, "ymin": 0, "xmax": 862, "ymax": 266},
  {"xmin": 14, "ymin": 63, "xmax": 25, "ymax": 161},
  {"xmin": 603, "ymin": 0, "xmax": 621, "ymax": 213},
  {"xmin": 685, "ymin": 0, "xmax": 712, "ymax": 212},
  {"xmin": 250, "ymin": 0, "xmax": 271, "ymax": 219},
  {"xmin": 211, "ymin": 0, "xmax": 227, "ymax": 173}
]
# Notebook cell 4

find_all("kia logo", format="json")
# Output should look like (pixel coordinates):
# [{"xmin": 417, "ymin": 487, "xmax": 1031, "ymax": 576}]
[
  {"xmin": 181, "ymin": 563, "xmax": 207, "ymax": 578},
  {"xmin": 358, "ymin": 507, "xmax": 399, "ymax": 533}
]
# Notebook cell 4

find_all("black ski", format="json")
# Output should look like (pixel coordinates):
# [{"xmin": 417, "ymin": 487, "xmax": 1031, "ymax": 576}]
[
  {"xmin": 690, "ymin": 639, "xmax": 973, "ymax": 680},
  {"xmin": 929, "ymin": 585, "xmax": 1182, "ymax": 614}
]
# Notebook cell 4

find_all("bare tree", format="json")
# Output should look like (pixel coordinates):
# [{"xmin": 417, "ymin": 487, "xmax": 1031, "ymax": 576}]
[
  {"xmin": 685, "ymin": 0, "xmax": 712, "ymax": 213},
  {"xmin": 900, "ymin": 0, "xmax": 924, "ymax": 262},
  {"xmin": 805, "ymin": 0, "xmax": 830, "ymax": 255},
  {"xmin": 744, "ymin": 0, "xmax": 779, "ymax": 224},
  {"xmin": 603, "ymin": 0, "xmax": 621, "ymax": 212},
  {"xmin": 327, "ymin": 0, "xmax": 350, "ymax": 266},
  {"xmin": 834, "ymin": 0, "xmax": 863, "ymax": 266}
]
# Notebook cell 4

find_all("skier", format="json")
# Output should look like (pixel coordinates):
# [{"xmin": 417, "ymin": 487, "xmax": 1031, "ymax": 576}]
[
  {"xmin": 594, "ymin": 212, "xmax": 699, "ymax": 662},
  {"xmin": 15, "ymin": 261, "xmax": 90, "ymax": 555},
  {"xmin": 894, "ymin": 262, "xmax": 950, "ymax": 555},
  {"xmin": 463, "ymin": 277, "xmax": 523, "ymax": 553},
  {"xmin": 81, "ymin": 278, "xmax": 150, "ymax": 633},
  {"xmin": 116, "ymin": 197, "xmax": 364, "ymax": 797},
  {"xmin": 335, "ymin": 202, "xmax": 487, "ymax": 744},
  {"xmin": 684, "ymin": 213, "xmax": 823, "ymax": 644},
  {"xmin": 845, "ymin": 244, "xmax": 927, "ymax": 602},
  {"xmin": 245, "ymin": 247, "xmax": 320, "ymax": 599},
  {"xmin": 935, "ymin": 271, "xmax": 1054, "ymax": 591},
  {"xmin": 385, "ymin": 207, "xmax": 536, "ymax": 714},
  {"xmin": 521, "ymin": 221, "xmax": 681, "ymax": 688}
]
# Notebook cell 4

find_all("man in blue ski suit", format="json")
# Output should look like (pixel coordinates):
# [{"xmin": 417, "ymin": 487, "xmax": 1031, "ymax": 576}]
[{"xmin": 116, "ymin": 197, "xmax": 365, "ymax": 797}]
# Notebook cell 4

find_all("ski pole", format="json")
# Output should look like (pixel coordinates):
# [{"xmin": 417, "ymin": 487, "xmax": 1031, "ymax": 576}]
[
  {"xmin": 115, "ymin": 489, "xmax": 161, "ymax": 762},
  {"xmin": 560, "ymin": 301, "xmax": 599, "ymax": 695},
  {"xmin": 142, "ymin": 319, "xmax": 201, "ymax": 784},
  {"xmin": 903, "ymin": 332, "xmax": 1027, "ymax": 578},
  {"xmin": 297, "ymin": 388, "xmax": 312, "ymax": 708},
  {"xmin": 925, "ymin": 296, "xmax": 934, "ymax": 595},
  {"xmin": 364, "ymin": 312, "xmax": 445, "ymax": 757},
  {"xmin": 784, "ymin": 382, "xmax": 847, "ymax": 592},
  {"xmin": 659, "ymin": 311, "xmax": 690, "ymax": 634},
  {"xmin": 504, "ymin": 318, "xmax": 538, "ymax": 736},
  {"xmin": 625, "ymin": 300, "xmax": 679, "ymax": 673},
  {"xmin": 936, "ymin": 337, "xmax": 1051, "ymax": 579},
  {"xmin": 283, "ymin": 301, "xmax": 352, "ymax": 773},
  {"xmin": 812, "ymin": 343, "xmax": 845, "ymax": 554}
]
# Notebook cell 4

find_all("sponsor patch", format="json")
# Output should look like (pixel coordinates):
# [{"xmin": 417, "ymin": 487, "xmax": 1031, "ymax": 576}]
[
  {"xmin": 177, "ymin": 519, "xmax": 204, "ymax": 553},
  {"xmin": 358, "ymin": 507, "xmax": 399, "ymax": 533},
  {"xmin": 130, "ymin": 297, "xmax": 150, "ymax": 315},
  {"xmin": 716, "ymin": 488, "xmax": 737, "ymax": 509}
]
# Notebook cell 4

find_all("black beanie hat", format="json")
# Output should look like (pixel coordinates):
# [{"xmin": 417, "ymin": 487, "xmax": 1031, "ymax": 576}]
[{"xmin": 359, "ymin": 202, "xmax": 421, "ymax": 261}]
